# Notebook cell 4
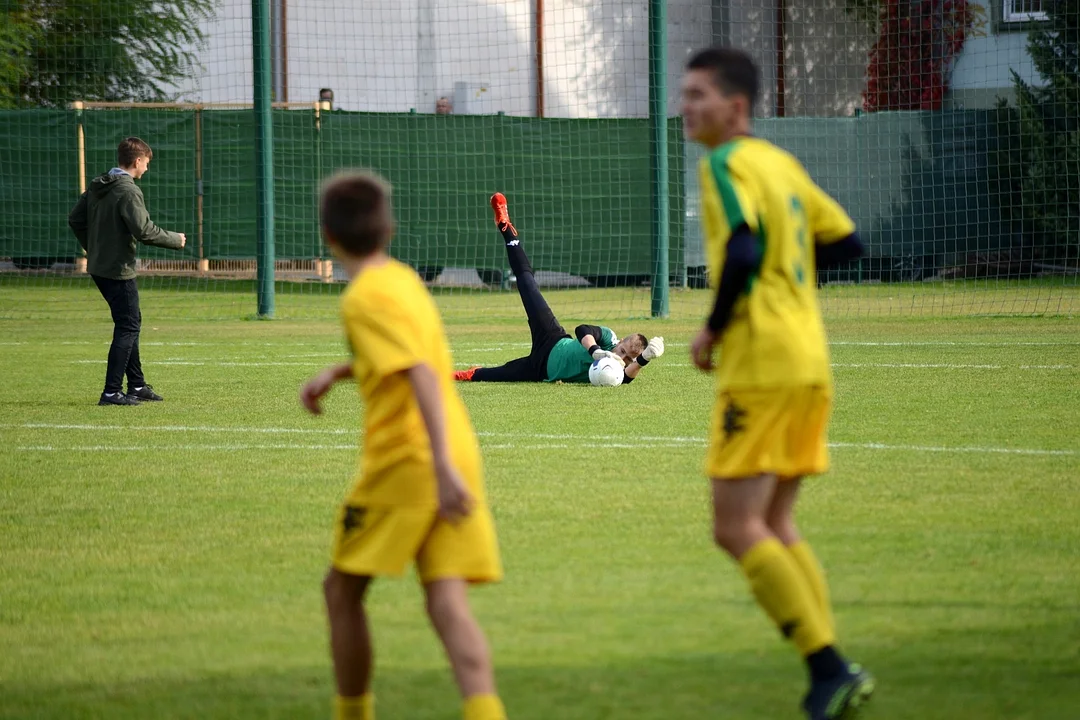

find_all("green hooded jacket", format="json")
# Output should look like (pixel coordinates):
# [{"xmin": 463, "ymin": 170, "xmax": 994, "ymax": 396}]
[{"xmin": 68, "ymin": 171, "xmax": 184, "ymax": 280}]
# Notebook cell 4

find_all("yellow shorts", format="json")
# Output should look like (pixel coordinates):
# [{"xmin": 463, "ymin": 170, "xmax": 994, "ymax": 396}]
[
  {"xmin": 706, "ymin": 385, "xmax": 832, "ymax": 480},
  {"xmin": 330, "ymin": 502, "xmax": 502, "ymax": 584}
]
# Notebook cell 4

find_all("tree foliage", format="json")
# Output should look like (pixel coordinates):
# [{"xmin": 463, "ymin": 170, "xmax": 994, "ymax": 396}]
[
  {"xmin": 1009, "ymin": 0, "xmax": 1079, "ymax": 259},
  {"xmin": 1, "ymin": 0, "xmax": 215, "ymax": 108}
]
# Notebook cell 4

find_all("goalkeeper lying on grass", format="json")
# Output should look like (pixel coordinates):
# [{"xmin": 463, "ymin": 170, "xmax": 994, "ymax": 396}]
[{"xmin": 453, "ymin": 193, "xmax": 664, "ymax": 385}]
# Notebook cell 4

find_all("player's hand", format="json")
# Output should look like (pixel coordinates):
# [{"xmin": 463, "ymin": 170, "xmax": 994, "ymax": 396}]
[
  {"xmin": 178, "ymin": 233, "xmax": 186, "ymax": 248},
  {"xmin": 299, "ymin": 368, "xmax": 339, "ymax": 415},
  {"xmin": 690, "ymin": 327, "xmax": 718, "ymax": 372},
  {"xmin": 591, "ymin": 348, "xmax": 623, "ymax": 365},
  {"xmin": 642, "ymin": 336, "xmax": 665, "ymax": 361},
  {"xmin": 435, "ymin": 464, "xmax": 474, "ymax": 523}
]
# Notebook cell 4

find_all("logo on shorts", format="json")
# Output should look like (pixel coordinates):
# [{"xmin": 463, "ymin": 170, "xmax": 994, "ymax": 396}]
[
  {"xmin": 342, "ymin": 506, "xmax": 367, "ymax": 533},
  {"xmin": 723, "ymin": 400, "xmax": 747, "ymax": 438}
]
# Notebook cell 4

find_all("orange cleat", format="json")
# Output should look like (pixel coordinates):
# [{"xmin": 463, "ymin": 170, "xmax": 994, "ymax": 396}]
[
  {"xmin": 454, "ymin": 367, "xmax": 480, "ymax": 381},
  {"xmin": 490, "ymin": 193, "xmax": 517, "ymax": 237}
]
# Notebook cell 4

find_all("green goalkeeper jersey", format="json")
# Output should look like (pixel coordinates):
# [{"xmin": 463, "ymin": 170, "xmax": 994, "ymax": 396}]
[{"xmin": 545, "ymin": 326, "xmax": 617, "ymax": 383}]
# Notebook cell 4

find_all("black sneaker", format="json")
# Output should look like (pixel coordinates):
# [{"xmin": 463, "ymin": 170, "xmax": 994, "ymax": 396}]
[
  {"xmin": 99, "ymin": 392, "xmax": 140, "ymax": 406},
  {"xmin": 802, "ymin": 663, "xmax": 875, "ymax": 720},
  {"xmin": 127, "ymin": 385, "xmax": 163, "ymax": 401}
]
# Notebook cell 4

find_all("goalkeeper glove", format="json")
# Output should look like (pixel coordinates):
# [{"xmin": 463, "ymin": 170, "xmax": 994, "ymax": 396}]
[
  {"xmin": 637, "ymin": 336, "xmax": 665, "ymax": 365},
  {"xmin": 589, "ymin": 345, "xmax": 623, "ymax": 364}
]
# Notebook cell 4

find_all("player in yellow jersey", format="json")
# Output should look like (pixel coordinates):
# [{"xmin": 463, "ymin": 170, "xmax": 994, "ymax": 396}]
[
  {"xmin": 681, "ymin": 48, "xmax": 874, "ymax": 719},
  {"xmin": 299, "ymin": 171, "xmax": 507, "ymax": 720}
]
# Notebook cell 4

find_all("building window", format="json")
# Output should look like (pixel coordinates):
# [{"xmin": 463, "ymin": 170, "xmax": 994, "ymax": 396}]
[{"xmin": 1003, "ymin": 0, "xmax": 1048, "ymax": 23}]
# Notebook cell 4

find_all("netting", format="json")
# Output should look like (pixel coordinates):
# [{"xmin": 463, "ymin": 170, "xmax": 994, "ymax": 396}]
[{"xmin": 0, "ymin": 0, "xmax": 1077, "ymax": 322}]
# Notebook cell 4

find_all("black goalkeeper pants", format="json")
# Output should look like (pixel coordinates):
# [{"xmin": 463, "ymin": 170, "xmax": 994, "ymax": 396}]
[{"xmin": 471, "ymin": 227, "xmax": 570, "ymax": 382}]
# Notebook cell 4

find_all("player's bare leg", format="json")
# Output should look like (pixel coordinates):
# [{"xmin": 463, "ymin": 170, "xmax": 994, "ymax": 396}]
[
  {"xmin": 324, "ymin": 569, "xmax": 375, "ymax": 718},
  {"xmin": 711, "ymin": 476, "xmax": 871, "ymax": 719},
  {"xmin": 766, "ymin": 479, "xmax": 833, "ymax": 635},
  {"xmin": 711, "ymin": 474, "xmax": 777, "ymax": 558},
  {"xmin": 424, "ymin": 578, "xmax": 506, "ymax": 719}
]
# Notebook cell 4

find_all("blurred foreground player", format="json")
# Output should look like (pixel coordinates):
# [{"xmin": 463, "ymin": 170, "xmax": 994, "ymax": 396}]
[
  {"xmin": 682, "ymin": 48, "xmax": 874, "ymax": 719},
  {"xmin": 300, "ymin": 171, "xmax": 507, "ymax": 720}
]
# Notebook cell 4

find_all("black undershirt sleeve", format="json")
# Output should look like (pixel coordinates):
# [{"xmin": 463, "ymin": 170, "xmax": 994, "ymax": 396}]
[
  {"xmin": 574, "ymin": 324, "xmax": 604, "ymax": 343},
  {"xmin": 815, "ymin": 232, "xmax": 864, "ymax": 268},
  {"xmin": 706, "ymin": 224, "xmax": 761, "ymax": 334}
]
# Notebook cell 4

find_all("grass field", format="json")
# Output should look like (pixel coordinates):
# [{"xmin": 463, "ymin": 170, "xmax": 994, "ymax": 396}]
[{"xmin": 1, "ymin": 283, "xmax": 1079, "ymax": 720}]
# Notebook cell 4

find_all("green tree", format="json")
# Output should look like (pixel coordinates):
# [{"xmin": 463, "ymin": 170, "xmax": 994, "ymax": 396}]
[
  {"xmin": 1, "ymin": 0, "xmax": 215, "ymax": 108},
  {"xmin": 1010, "ymin": 0, "xmax": 1079, "ymax": 261}
]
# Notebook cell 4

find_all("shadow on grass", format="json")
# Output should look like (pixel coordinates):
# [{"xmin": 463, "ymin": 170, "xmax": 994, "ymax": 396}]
[{"xmin": 3, "ymin": 636, "xmax": 1080, "ymax": 720}]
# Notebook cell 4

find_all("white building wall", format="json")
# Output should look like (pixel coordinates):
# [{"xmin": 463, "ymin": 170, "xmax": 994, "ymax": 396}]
[{"xmin": 173, "ymin": 0, "xmax": 710, "ymax": 117}]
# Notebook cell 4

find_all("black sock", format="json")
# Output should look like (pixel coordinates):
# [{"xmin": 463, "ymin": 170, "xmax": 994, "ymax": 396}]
[{"xmin": 806, "ymin": 646, "xmax": 847, "ymax": 683}]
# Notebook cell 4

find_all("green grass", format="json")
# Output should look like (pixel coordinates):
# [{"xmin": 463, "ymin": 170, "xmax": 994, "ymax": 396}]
[
  {"xmin": 2, "ymin": 274, "xmax": 1078, "ymax": 321},
  {"xmin": 1, "ymin": 285, "xmax": 1078, "ymax": 720}
]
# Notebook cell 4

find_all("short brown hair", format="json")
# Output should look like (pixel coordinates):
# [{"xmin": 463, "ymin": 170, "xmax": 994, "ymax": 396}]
[
  {"xmin": 319, "ymin": 171, "xmax": 395, "ymax": 257},
  {"xmin": 117, "ymin": 137, "xmax": 152, "ymax": 167},
  {"xmin": 629, "ymin": 333, "xmax": 648, "ymax": 354},
  {"xmin": 685, "ymin": 47, "xmax": 760, "ymax": 110}
]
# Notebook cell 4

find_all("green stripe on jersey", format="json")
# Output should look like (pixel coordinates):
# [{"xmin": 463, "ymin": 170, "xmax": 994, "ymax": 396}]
[{"xmin": 709, "ymin": 142, "xmax": 746, "ymax": 231}]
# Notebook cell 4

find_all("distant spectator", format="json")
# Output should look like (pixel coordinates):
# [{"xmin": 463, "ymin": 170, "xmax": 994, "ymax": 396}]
[
  {"xmin": 435, "ymin": 96, "xmax": 453, "ymax": 115},
  {"xmin": 68, "ymin": 137, "xmax": 186, "ymax": 406}
]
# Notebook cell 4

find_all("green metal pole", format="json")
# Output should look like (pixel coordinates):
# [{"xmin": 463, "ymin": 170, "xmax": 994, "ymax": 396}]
[
  {"xmin": 253, "ymin": 0, "xmax": 276, "ymax": 317},
  {"xmin": 649, "ymin": 0, "xmax": 670, "ymax": 318}
]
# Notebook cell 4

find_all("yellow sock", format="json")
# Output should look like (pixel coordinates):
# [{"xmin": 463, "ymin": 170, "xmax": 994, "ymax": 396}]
[
  {"xmin": 739, "ymin": 538, "xmax": 834, "ymax": 656},
  {"xmin": 787, "ymin": 540, "xmax": 835, "ymax": 636},
  {"xmin": 463, "ymin": 693, "xmax": 507, "ymax": 720},
  {"xmin": 334, "ymin": 693, "xmax": 374, "ymax": 720}
]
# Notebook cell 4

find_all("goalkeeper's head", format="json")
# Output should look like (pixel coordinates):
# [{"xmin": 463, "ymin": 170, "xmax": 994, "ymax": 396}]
[
  {"xmin": 320, "ymin": 170, "xmax": 396, "ymax": 259},
  {"xmin": 613, "ymin": 333, "xmax": 648, "ymax": 365}
]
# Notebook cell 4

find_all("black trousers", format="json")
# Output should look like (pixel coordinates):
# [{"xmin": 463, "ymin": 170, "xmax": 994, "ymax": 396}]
[
  {"xmin": 91, "ymin": 275, "xmax": 145, "ymax": 394},
  {"xmin": 472, "ymin": 228, "xmax": 569, "ymax": 382}
]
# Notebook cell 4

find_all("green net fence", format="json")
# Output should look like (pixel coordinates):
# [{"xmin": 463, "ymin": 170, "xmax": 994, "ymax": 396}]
[{"xmin": 0, "ymin": 0, "xmax": 1077, "ymax": 321}]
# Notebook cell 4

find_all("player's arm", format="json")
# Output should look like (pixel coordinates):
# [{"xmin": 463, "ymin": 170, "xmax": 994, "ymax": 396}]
[
  {"xmin": 807, "ymin": 182, "xmax": 864, "ymax": 267},
  {"xmin": 816, "ymin": 232, "xmax": 864, "ymax": 267},
  {"xmin": 621, "ymin": 336, "xmax": 665, "ymax": 384},
  {"xmin": 69, "ymin": 192, "xmax": 89, "ymax": 251},
  {"xmin": 706, "ymin": 224, "xmax": 760, "ymax": 334},
  {"xmin": 575, "ymin": 324, "xmax": 619, "ymax": 361},
  {"xmin": 691, "ymin": 225, "xmax": 759, "ymax": 371},
  {"xmin": 299, "ymin": 362, "xmax": 353, "ymax": 415},
  {"xmin": 119, "ymin": 191, "xmax": 185, "ymax": 249},
  {"xmin": 406, "ymin": 363, "xmax": 473, "ymax": 522}
]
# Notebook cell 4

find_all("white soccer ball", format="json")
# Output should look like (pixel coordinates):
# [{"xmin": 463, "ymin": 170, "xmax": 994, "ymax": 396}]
[{"xmin": 589, "ymin": 356, "xmax": 624, "ymax": 387}]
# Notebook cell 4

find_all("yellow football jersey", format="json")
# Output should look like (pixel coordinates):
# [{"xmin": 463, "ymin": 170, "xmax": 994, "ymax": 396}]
[
  {"xmin": 699, "ymin": 136, "xmax": 856, "ymax": 391},
  {"xmin": 340, "ymin": 259, "xmax": 484, "ymax": 506}
]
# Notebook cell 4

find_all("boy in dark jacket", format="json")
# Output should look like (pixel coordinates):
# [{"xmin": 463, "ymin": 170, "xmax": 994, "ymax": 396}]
[{"xmin": 69, "ymin": 137, "xmax": 186, "ymax": 406}]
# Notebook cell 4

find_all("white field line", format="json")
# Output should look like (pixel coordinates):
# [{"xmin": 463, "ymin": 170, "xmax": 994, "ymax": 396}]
[
  {"xmin": 26, "ymin": 340, "xmax": 1080, "ymax": 349},
  {"xmin": 8, "ymin": 423, "xmax": 701, "ymax": 444},
  {"xmin": 17, "ymin": 444, "xmax": 357, "ymax": 452},
  {"xmin": 61, "ymin": 360, "xmax": 1080, "ymax": 371},
  {"xmin": 13, "ymin": 422, "xmax": 355, "ymax": 435},
  {"xmin": 829, "ymin": 442, "xmax": 1075, "ymax": 457},
  {"xmin": 70, "ymin": 360, "xmax": 319, "ymax": 367},
  {"xmin": 48, "ymin": 341, "xmax": 537, "ymax": 349},
  {"xmin": 66, "ymin": 359, "xmax": 1076, "ymax": 370},
  {"xmin": 8, "ymin": 423, "xmax": 1074, "ymax": 456},
  {"xmin": 454, "ymin": 361, "xmax": 1074, "ymax": 370},
  {"xmin": 14, "ymin": 442, "xmax": 1074, "ymax": 456},
  {"xmin": 828, "ymin": 341, "xmax": 1080, "ymax": 347}
]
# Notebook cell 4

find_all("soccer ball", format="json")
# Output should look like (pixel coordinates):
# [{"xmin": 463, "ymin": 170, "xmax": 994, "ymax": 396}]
[{"xmin": 589, "ymin": 356, "xmax": 624, "ymax": 387}]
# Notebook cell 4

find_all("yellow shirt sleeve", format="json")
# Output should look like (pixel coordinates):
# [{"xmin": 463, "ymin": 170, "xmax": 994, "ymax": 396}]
[
  {"xmin": 344, "ymin": 292, "xmax": 428, "ymax": 379},
  {"xmin": 805, "ymin": 181, "xmax": 856, "ymax": 243}
]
